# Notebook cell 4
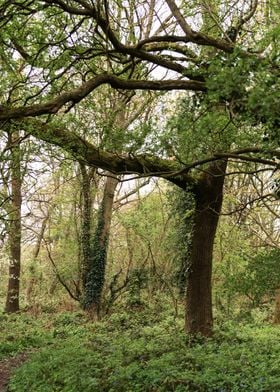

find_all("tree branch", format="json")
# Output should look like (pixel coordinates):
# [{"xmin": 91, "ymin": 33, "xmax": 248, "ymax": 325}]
[
  {"xmin": 45, "ymin": 241, "xmax": 80, "ymax": 301},
  {"xmin": 0, "ymin": 74, "xmax": 206, "ymax": 121},
  {"xmin": 214, "ymin": 153, "xmax": 279, "ymax": 167},
  {"xmin": 165, "ymin": 0, "xmax": 193, "ymax": 36},
  {"xmin": 22, "ymin": 119, "xmax": 192, "ymax": 188}
]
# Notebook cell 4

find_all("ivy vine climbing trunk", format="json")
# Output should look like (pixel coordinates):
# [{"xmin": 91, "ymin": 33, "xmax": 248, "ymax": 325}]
[
  {"xmin": 185, "ymin": 161, "xmax": 227, "ymax": 336},
  {"xmin": 83, "ymin": 173, "xmax": 118, "ymax": 319},
  {"xmin": 80, "ymin": 163, "xmax": 96, "ymax": 297},
  {"xmin": 5, "ymin": 131, "xmax": 22, "ymax": 313}
]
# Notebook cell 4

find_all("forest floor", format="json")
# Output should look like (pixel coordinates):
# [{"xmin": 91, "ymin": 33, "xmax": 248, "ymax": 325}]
[
  {"xmin": 0, "ymin": 352, "xmax": 31, "ymax": 392},
  {"xmin": 1, "ymin": 308, "xmax": 280, "ymax": 391}
]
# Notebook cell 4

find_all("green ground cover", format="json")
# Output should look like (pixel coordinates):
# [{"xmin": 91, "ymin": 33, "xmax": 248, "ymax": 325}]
[{"xmin": 2, "ymin": 308, "xmax": 280, "ymax": 392}]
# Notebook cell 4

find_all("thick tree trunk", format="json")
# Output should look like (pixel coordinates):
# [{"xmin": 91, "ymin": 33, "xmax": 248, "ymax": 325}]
[
  {"xmin": 83, "ymin": 174, "xmax": 118, "ymax": 319},
  {"xmin": 273, "ymin": 288, "xmax": 280, "ymax": 324},
  {"xmin": 185, "ymin": 161, "xmax": 227, "ymax": 336},
  {"xmin": 5, "ymin": 131, "xmax": 22, "ymax": 313}
]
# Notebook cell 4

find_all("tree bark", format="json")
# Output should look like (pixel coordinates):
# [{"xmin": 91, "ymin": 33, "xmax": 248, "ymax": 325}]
[
  {"xmin": 273, "ymin": 288, "xmax": 280, "ymax": 324},
  {"xmin": 83, "ymin": 173, "xmax": 118, "ymax": 319},
  {"xmin": 5, "ymin": 131, "xmax": 22, "ymax": 313},
  {"xmin": 80, "ymin": 163, "xmax": 96, "ymax": 292},
  {"xmin": 185, "ymin": 161, "xmax": 227, "ymax": 336}
]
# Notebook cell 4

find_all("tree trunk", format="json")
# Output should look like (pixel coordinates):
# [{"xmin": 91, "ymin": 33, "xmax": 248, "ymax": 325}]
[
  {"xmin": 5, "ymin": 131, "xmax": 22, "ymax": 313},
  {"xmin": 273, "ymin": 288, "xmax": 280, "ymax": 324},
  {"xmin": 185, "ymin": 161, "xmax": 227, "ymax": 336},
  {"xmin": 26, "ymin": 214, "xmax": 49, "ymax": 304},
  {"xmin": 80, "ymin": 163, "xmax": 96, "ymax": 292},
  {"xmin": 83, "ymin": 173, "xmax": 118, "ymax": 319}
]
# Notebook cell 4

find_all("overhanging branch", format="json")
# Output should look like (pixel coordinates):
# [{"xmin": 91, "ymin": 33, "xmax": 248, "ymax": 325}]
[
  {"xmin": 22, "ymin": 119, "xmax": 193, "ymax": 188},
  {"xmin": 0, "ymin": 75, "xmax": 206, "ymax": 121},
  {"xmin": 18, "ymin": 120, "xmax": 280, "ymax": 189}
]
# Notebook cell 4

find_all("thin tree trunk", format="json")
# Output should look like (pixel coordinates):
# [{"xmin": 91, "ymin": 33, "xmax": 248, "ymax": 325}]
[
  {"xmin": 185, "ymin": 161, "xmax": 227, "ymax": 336},
  {"xmin": 26, "ymin": 214, "xmax": 49, "ymax": 304},
  {"xmin": 83, "ymin": 174, "xmax": 118, "ymax": 319},
  {"xmin": 5, "ymin": 131, "xmax": 22, "ymax": 313},
  {"xmin": 273, "ymin": 288, "xmax": 280, "ymax": 324}
]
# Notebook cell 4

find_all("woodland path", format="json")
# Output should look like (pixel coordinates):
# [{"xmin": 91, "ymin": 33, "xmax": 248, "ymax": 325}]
[{"xmin": 0, "ymin": 352, "xmax": 31, "ymax": 392}]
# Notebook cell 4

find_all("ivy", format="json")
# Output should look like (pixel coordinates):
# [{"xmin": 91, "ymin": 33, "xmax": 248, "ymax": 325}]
[
  {"xmin": 167, "ymin": 186, "xmax": 195, "ymax": 293},
  {"xmin": 82, "ymin": 204, "xmax": 108, "ymax": 314}
]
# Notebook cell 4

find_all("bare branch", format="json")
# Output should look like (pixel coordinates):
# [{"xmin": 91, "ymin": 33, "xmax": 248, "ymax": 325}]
[
  {"xmin": 165, "ymin": 0, "xmax": 193, "ymax": 36},
  {"xmin": 45, "ymin": 241, "xmax": 80, "ymax": 301},
  {"xmin": 214, "ymin": 153, "xmax": 279, "ymax": 167}
]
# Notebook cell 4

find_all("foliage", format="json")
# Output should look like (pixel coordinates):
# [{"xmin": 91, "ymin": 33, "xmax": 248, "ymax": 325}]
[
  {"xmin": 214, "ymin": 209, "xmax": 280, "ymax": 317},
  {"xmin": 107, "ymin": 189, "xmax": 178, "ymax": 307},
  {"xmin": 228, "ymin": 248, "xmax": 280, "ymax": 308}
]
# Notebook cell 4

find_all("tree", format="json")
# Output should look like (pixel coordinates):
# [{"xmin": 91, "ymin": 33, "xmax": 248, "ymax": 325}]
[
  {"xmin": 83, "ymin": 173, "xmax": 118, "ymax": 318},
  {"xmin": 4, "ymin": 130, "xmax": 22, "ymax": 313},
  {"xmin": 78, "ymin": 85, "xmax": 154, "ymax": 317},
  {"xmin": 0, "ymin": 0, "xmax": 279, "ymax": 334}
]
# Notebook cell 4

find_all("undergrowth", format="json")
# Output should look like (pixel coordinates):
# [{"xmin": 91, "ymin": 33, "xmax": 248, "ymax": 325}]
[
  {"xmin": 0, "ymin": 312, "xmax": 53, "ymax": 360},
  {"xmin": 3, "ymin": 306, "xmax": 280, "ymax": 392}
]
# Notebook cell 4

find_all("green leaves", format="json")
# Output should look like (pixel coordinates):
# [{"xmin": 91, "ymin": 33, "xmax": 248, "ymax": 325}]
[{"xmin": 232, "ymin": 249, "xmax": 280, "ymax": 307}]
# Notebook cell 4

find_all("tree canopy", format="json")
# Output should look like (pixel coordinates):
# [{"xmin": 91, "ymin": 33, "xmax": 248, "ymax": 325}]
[{"xmin": 0, "ymin": 0, "xmax": 279, "ymax": 183}]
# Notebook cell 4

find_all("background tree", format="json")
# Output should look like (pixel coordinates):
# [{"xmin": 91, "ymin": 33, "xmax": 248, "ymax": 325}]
[{"xmin": 3, "ymin": 130, "xmax": 22, "ymax": 313}]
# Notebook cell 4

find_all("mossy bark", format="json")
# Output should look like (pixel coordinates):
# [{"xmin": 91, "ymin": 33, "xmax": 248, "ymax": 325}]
[{"xmin": 83, "ymin": 174, "xmax": 118, "ymax": 319}]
